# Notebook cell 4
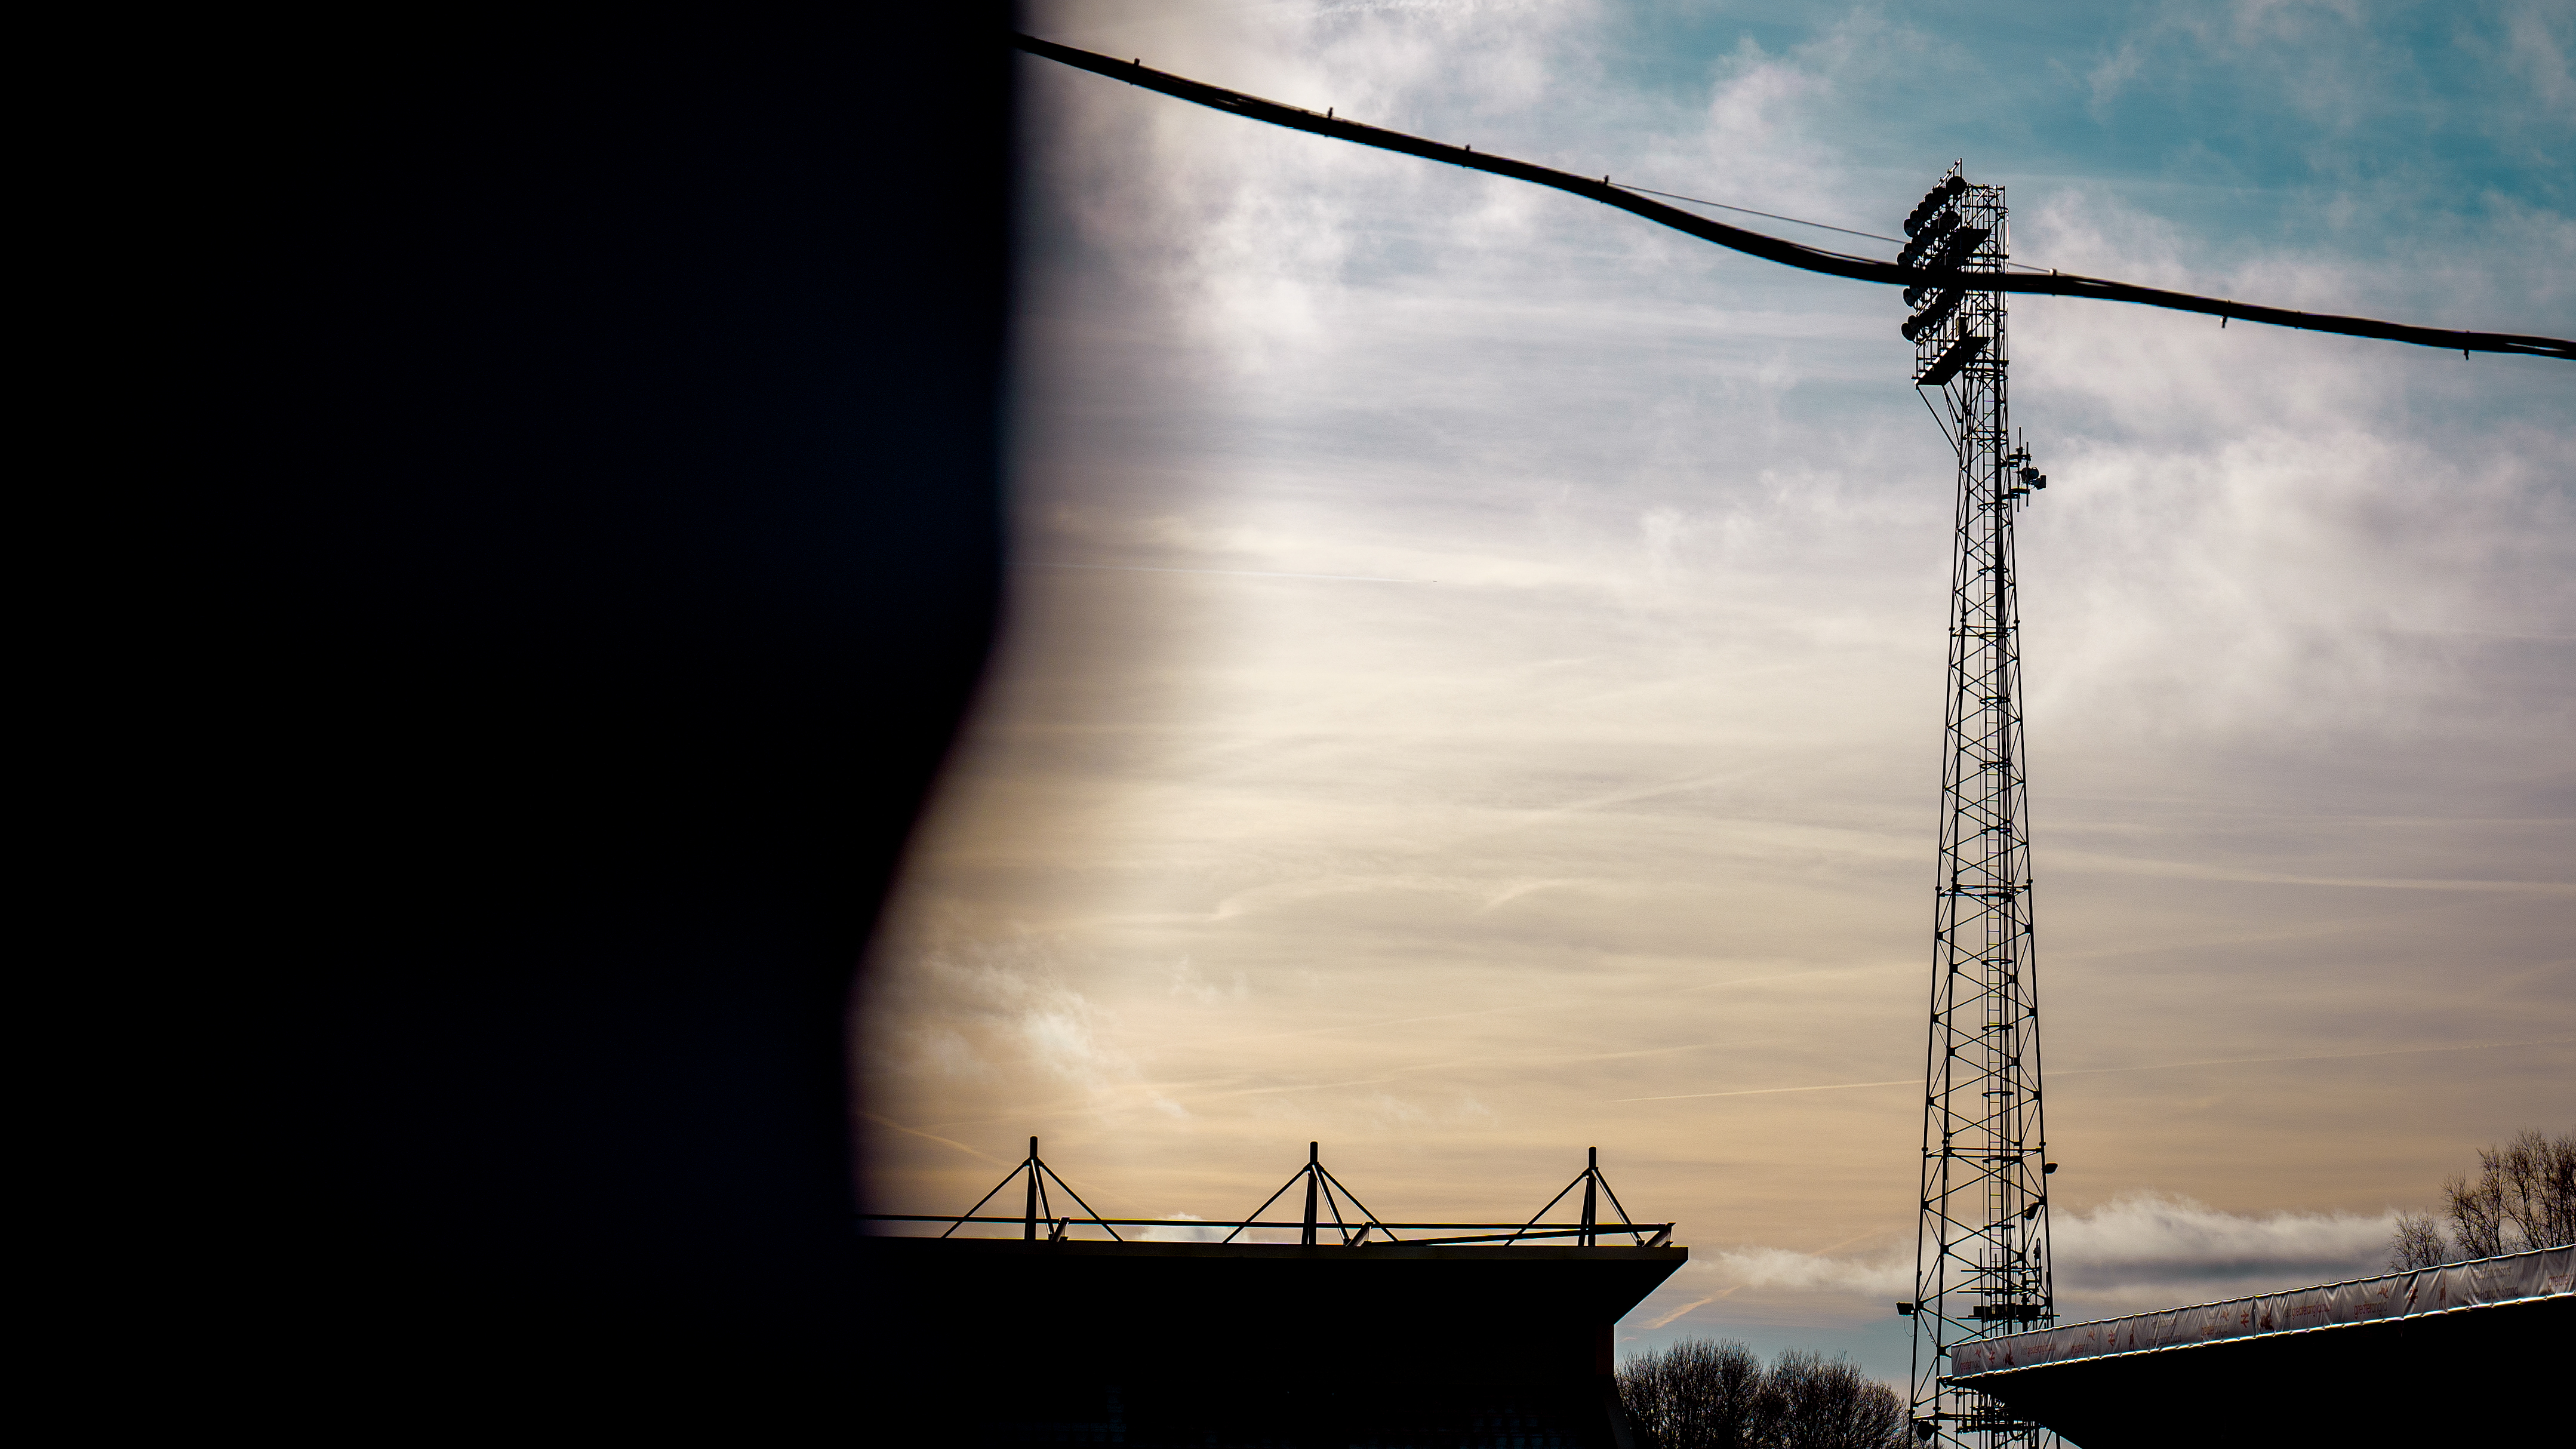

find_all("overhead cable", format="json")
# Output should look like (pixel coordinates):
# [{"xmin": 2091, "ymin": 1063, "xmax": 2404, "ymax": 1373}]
[{"xmin": 1015, "ymin": 34, "xmax": 2573, "ymax": 363}]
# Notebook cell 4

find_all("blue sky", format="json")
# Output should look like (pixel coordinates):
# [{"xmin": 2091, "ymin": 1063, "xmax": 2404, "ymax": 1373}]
[
  {"xmin": 863, "ymin": 1, "xmax": 2572, "ymax": 1383},
  {"xmin": 1549, "ymin": 0, "xmax": 2572, "ymax": 263}
]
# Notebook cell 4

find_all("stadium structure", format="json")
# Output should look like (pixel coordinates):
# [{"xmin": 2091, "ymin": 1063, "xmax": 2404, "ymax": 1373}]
[
  {"xmin": 1946, "ymin": 1245, "xmax": 2572, "ymax": 1445},
  {"xmin": 863, "ymin": 1142, "xmax": 1685, "ymax": 1447}
]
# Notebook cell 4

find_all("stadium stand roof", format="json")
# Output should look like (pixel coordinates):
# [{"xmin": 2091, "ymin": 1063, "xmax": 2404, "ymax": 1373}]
[{"xmin": 1950, "ymin": 1244, "xmax": 2571, "ymax": 1447}]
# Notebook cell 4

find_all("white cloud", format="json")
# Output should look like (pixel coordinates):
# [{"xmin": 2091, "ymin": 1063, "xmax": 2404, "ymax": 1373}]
[
  {"xmin": 2498, "ymin": 1, "xmax": 2574, "ymax": 120},
  {"xmin": 2086, "ymin": 39, "xmax": 2145, "ymax": 113},
  {"xmin": 1136, "ymin": 1211, "xmax": 1228, "ymax": 1242},
  {"xmin": 874, "ymin": 1, "xmax": 2575, "ymax": 1324},
  {"xmin": 1691, "ymin": 1243, "xmax": 1913, "ymax": 1300},
  {"xmin": 2051, "ymin": 1192, "xmax": 2396, "ymax": 1313},
  {"xmin": 1169, "ymin": 958, "xmax": 1250, "ymax": 1004},
  {"xmin": 1670, "ymin": 1193, "xmax": 2399, "ymax": 1325},
  {"xmin": 864, "ymin": 933, "xmax": 1188, "ymax": 1121}
]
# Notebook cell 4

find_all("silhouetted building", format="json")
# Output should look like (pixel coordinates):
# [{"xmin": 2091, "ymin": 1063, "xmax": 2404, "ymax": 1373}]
[
  {"xmin": 863, "ymin": 1236, "xmax": 1685, "ymax": 1447},
  {"xmin": 1946, "ymin": 1244, "xmax": 2571, "ymax": 1447}
]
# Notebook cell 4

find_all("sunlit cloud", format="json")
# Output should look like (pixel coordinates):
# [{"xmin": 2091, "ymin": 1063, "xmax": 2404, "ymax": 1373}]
[
  {"xmin": 863, "ymin": 0, "xmax": 2575, "ymax": 1382},
  {"xmin": 2051, "ymin": 1193, "xmax": 2395, "ymax": 1311},
  {"xmin": 1640, "ymin": 1193, "xmax": 2402, "ymax": 1328}
]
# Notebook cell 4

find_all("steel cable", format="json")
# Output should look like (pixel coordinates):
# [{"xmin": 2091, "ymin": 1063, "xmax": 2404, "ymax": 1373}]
[{"xmin": 1018, "ymin": 33, "xmax": 2574, "ymax": 362}]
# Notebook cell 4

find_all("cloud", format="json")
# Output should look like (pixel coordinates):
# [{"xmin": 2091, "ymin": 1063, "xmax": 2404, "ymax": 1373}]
[
  {"xmin": 1692, "ymin": 1244, "xmax": 1913, "ymax": 1300},
  {"xmin": 857, "ymin": 1111, "xmax": 1014, "ymax": 1168},
  {"xmin": 1669, "ymin": 1193, "xmax": 2399, "ymax": 1325},
  {"xmin": 863, "ymin": 932, "xmax": 1188, "ymax": 1122},
  {"xmin": 2086, "ymin": 39, "xmax": 2145, "ymax": 114},
  {"xmin": 1136, "ymin": 1212, "xmax": 1228, "ymax": 1243},
  {"xmin": 871, "ymin": 5, "xmax": 2575, "ymax": 1356},
  {"xmin": 2052, "ymin": 1192, "xmax": 2396, "ymax": 1312},
  {"xmin": 1643, "ymin": 1294, "xmax": 1725, "ymax": 1329},
  {"xmin": 1169, "ymin": 958, "xmax": 1250, "ymax": 1004},
  {"xmin": 2498, "ymin": 1, "xmax": 2575, "ymax": 120}
]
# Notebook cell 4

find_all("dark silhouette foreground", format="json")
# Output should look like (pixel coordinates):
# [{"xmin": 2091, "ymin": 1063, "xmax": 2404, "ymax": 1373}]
[
  {"xmin": 188, "ymin": 8, "xmax": 1014, "ymax": 1421},
  {"xmin": 871, "ymin": 1237, "xmax": 1682, "ymax": 1447},
  {"xmin": 1949, "ymin": 1245, "xmax": 2570, "ymax": 1448},
  {"xmin": 1617, "ymin": 1339, "xmax": 1907, "ymax": 1449}
]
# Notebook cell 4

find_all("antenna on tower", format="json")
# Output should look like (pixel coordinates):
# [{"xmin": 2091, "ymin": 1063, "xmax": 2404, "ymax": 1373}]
[{"xmin": 1901, "ymin": 167, "xmax": 2057, "ymax": 1449}]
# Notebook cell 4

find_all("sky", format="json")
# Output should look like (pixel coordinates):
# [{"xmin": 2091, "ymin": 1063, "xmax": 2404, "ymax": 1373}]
[{"xmin": 859, "ymin": 1, "xmax": 2575, "ymax": 1381}]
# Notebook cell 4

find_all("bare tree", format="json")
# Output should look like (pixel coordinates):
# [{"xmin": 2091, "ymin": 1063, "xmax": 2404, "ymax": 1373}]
[
  {"xmin": 1764, "ymin": 1350, "xmax": 1910, "ymax": 1449},
  {"xmin": 2443, "ymin": 1165, "xmax": 2507, "ymax": 1259},
  {"xmin": 2489, "ymin": 1127, "xmax": 2576, "ymax": 1250},
  {"xmin": 1618, "ymin": 1339, "xmax": 1766, "ymax": 1449},
  {"xmin": 2386, "ymin": 1212, "xmax": 2448, "ymax": 1271},
  {"xmin": 2541, "ymin": 1128, "xmax": 2576, "ymax": 1248},
  {"xmin": 2435, "ymin": 1126, "xmax": 2575, "ymax": 1261},
  {"xmin": 1618, "ymin": 1340, "xmax": 1907, "ymax": 1449}
]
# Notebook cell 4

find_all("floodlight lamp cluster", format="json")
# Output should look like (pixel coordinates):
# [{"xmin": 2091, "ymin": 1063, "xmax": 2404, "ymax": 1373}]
[
  {"xmin": 1900, "ymin": 171, "xmax": 1987, "ymax": 346},
  {"xmin": 1902, "ymin": 174, "xmax": 1967, "ymax": 238},
  {"xmin": 1902, "ymin": 169, "xmax": 2001, "ymax": 386}
]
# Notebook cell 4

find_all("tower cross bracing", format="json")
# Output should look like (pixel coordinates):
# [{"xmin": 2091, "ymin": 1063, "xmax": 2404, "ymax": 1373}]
[{"xmin": 1903, "ymin": 166, "xmax": 2055, "ymax": 1449}]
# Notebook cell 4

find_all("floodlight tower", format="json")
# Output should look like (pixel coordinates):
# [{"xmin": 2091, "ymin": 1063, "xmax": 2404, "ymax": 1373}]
[{"xmin": 1898, "ymin": 165, "xmax": 2055, "ymax": 1449}]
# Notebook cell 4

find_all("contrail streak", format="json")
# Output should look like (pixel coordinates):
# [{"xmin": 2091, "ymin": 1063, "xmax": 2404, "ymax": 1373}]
[
  {"xmin": 2049, "ymin": 1037, "xmax": 2575, "ymax": 1079},
  {"xmin": 858, "ymin": 1110, "xmax": 1014, "ymax": 1166},
  {"xmin": 1618, "ymin": 1078, "xmax": 1916, "ymax": 1103},
  {"xmin": 1022, "ymin": 562, "xmax": 1428, "ymax": 583},
  {"xmin": 1643, "ymin": 1294, "xmax": 1724, "ymax": 1328},
  {"xmin": 1614, "ymin": 1036, "xmax": 2572, "ymax": 1102}
]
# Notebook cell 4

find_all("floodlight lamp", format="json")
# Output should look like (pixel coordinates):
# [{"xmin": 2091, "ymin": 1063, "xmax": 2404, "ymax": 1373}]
[
  {"xmin": 1897, "ymin": 210, "xmax": 1960, "ymax": 269},
  {"xmin": 1901, "ymin": 288, "xmax": 1966, "ymax": 340},
  {"xmin": 1903, "ymin": 174, "xmax": 1968, "ymax": 235}
]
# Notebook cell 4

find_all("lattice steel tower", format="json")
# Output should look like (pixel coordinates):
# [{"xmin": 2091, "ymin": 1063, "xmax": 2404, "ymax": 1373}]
[{"xmin": 1897, "ymin": 165, "xmax": 2055, "ymax": 1449}]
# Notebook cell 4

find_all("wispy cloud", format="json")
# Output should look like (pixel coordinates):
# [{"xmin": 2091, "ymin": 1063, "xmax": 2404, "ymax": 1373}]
[
  {"xmin": 858, "ymin": 1111, "xmax": 1014, "ymax": 1168},
  {"xmin": 1617, "ymin": 1038, "xmax": 2572, "ymax": 1103},
  {"xmin": 1663, "ymin": 1193, "xmax": 2399, "ymax": 1324},
  {"xmin": 872, "ymin": 2, "xmax": 2575, "ymax": 1379},
  {"xmin": 1644, "ymin": 1292, "xmax": 1727, "ymax": 1328},
  {"xmin": 2052, "ymin": 1193, "xmax": 2396, "ymax": 1313},
  {"xmin": 1618, "ymin": 1079, "xmax": 1913, "ymax": 1105},
  {"xmin": 1021, "ymin": 561, "xmax": 1432, "ymax": 583},
  {"xmin": 861, "ymin": 932, "xmax": 1189, "ymax": 1123}
]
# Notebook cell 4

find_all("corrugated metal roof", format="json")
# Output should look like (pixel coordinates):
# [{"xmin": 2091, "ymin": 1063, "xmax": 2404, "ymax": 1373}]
[{"xmin": 1953, "ymin": 1242, "xmax": 2572, "ymax": 1374}]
